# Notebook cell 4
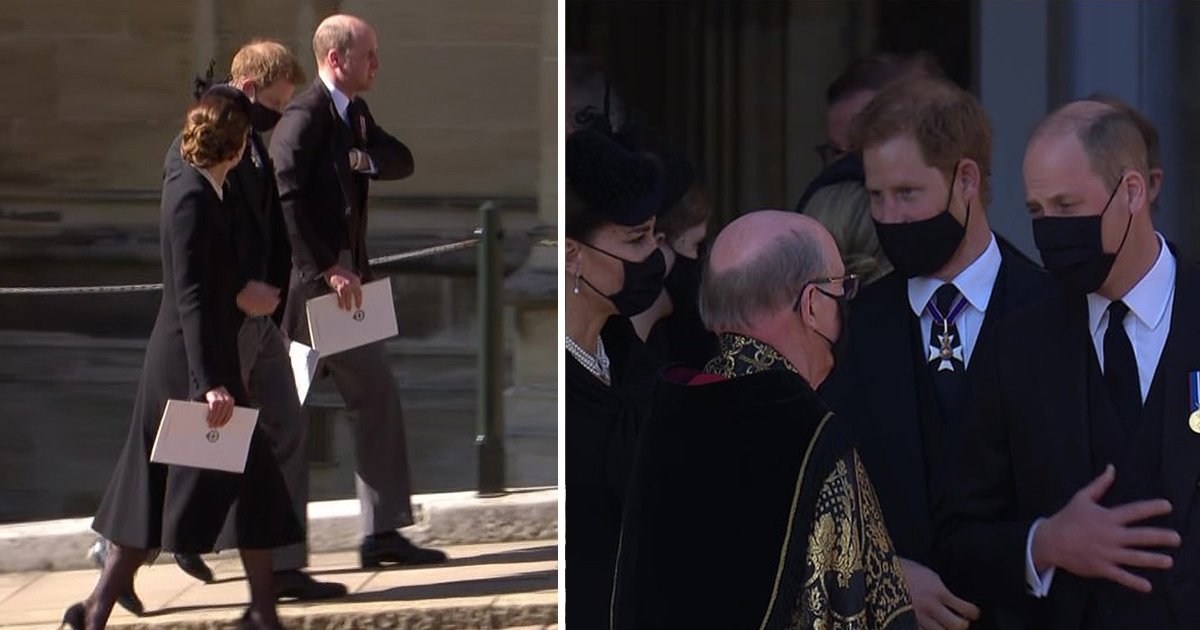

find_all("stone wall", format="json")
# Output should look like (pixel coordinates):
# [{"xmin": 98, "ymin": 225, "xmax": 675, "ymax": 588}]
[
  {"xmin": 0, "ymin": 0, "xmax": 561, "ymax": 520},
  {"xmin": 0, "ymin": 0, "xmax": 554, "ymax": 207}
]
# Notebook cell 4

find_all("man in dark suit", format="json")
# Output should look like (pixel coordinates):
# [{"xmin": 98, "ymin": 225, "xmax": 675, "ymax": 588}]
[
  {"xmin": 204, "ymin": 41, "xmax": 347, "ymax": 601},
  {"xmin": 936, "ymin": 99, "xmax": 1195, "ymax": 630},
  {"xmin": 269, "ymin": 14, "xmax": 445, "ymax": 567},
  {"xmin": 820, "ymin": 77, "xmax": 1053, "ymax": 630}
]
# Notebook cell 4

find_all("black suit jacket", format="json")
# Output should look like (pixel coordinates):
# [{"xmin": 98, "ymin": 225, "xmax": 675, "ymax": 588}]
[
  {"xmin": 820, "ymin": 236, "xmax": 1052, "ymax": 569},
  {"xmin": 935, "ymin": 247, "xmax": 1200, "ymax": 629},
  {"xmin": 165, "ymin": 131, "xmax": 292, "ymax": 326},
  {"xmin": 269, "ymin": 79, "xmax": 413, "ymax": 339}
]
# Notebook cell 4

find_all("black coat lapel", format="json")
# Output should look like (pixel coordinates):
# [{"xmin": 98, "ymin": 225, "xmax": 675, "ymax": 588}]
[
  {"xmin": 1039, "ymin": 292, "xmax": 1096, "ymax": 501},
  {"xmin": 850, "ymin": 274, "xmax": 931, "ymax": 558},
  {"xmin": 1159, "ymin": 257, "xmax": 1200, "ymax": 524},
  {"xmin": 233, "ymin": 148, "xmax": 268, "ymax": 236}
]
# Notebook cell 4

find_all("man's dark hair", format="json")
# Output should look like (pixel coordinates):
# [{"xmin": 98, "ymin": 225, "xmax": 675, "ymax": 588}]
[{"xmin": 826, "ymin": 51, "xmax": 943, "ymax": 105}]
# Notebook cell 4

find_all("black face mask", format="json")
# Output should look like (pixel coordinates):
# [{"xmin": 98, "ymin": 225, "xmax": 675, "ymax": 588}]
[
  {"xmin": 663, "ymin": 252, "xmax": 702, "ymax": 311},
  {"xmin": 249, "ymin": 100, "xmax": 283, "ymax": 132},
  {"xmin": 579, "ymin": 243, "xmax": 667, "ymax": 317},
  {"xmin": 1032, "ymin": 175, "xmax": 1130, "ymax": 295},
  {"xmin": 809, "ymin": 287, "xmax": 851, "ymax": 369},
  {"xmin": 874, "ymin": 166, "xmax": 969, "ymax": 279}
]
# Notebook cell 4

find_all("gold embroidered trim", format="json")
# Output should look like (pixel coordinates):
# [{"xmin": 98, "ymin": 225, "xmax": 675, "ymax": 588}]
[
  {"xmin": 757, "ymin": 410, "xmax": 835, "ymax": 630},
  {"xmin": 792, "ymin": 450, "xmax": 913, "ymax": 629},
  {"xmin": 706, "ymin": 333, "xmax": 801, "ymax": 379}
]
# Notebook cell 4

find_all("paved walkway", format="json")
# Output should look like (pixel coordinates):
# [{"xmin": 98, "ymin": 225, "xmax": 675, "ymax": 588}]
[{"xmin": 0, "ymin": 541, "xmax": 557, "ymax": 629}]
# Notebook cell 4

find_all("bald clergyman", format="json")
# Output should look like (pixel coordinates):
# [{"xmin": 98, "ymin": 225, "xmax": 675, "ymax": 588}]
[{"xmin": 611, "ymin": 210, "xmax": 916, "ymax": 629}]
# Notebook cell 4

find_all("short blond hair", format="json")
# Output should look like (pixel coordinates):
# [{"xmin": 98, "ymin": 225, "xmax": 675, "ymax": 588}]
[{"xmin": 231, "ymin": 40, "xmax": 306, "ymax": 88}]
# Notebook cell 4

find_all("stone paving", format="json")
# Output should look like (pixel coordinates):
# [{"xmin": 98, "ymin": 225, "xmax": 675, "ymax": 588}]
[{"xmin": 0, "ymin": 541, "xmax": 557, "ymax": 629}]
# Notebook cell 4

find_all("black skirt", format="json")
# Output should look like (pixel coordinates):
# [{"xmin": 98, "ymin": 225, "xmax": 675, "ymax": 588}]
[{"xmin": 91, "ymin": 318, "xmax": 302, "ymax": 553}]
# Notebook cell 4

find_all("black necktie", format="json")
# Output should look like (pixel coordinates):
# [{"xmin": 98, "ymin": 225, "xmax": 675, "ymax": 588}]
[
  {"xmin": 1103, "ymin": 300, "xmax": 1142, "ymax": 434},
  {"xmin": 345, "ymin": 99, "xmax": 363, "ymax": 148},
  {"xmin": 927, "ymin": 283, "xmax": 966, "ymax": 421}
]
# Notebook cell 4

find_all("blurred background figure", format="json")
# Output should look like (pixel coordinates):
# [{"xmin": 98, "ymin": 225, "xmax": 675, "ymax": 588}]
[
  {"xmin": 566, "ymin": 52, "xmax": 626, "ymax": 137},
  {"xmin": 631, "ymin": 149, "xmax": 717, "ymax": 368},
  {"xmin": 815, "ymin": 51, "xmax": 943, "ymax": 169},
  {"xmin": 802, "ymin": 180, "xmax": 893, "ymax": 286}
]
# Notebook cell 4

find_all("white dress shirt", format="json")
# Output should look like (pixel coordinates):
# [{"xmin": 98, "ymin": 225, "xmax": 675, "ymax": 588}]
[
  {"xmin": 319, "ymin": 74, "xmax": 377, "ymax": 174},
  {"xmin": 320, "ymin": 74, "xmax": 353, "ymax": 123},
  {"xmin": 908, "ymin": 234, "xmax": 1002, "ymax": 367},
  {"xmin": 1025, "ymin": 233, "xmax": 1176, "ymax": 597}
]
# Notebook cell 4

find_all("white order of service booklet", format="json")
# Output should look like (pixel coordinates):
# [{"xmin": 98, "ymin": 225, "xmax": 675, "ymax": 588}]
[
  {"xmin": 149, "ymin": 400, "xmax": 259, "ymax": 473},
  {"xmin": 288, "ymin": 341, "xmax": 320, "ymax": 404},
  {"xmin": 305, "ymin": 277, "xmax": 399, "ymax": 357}
]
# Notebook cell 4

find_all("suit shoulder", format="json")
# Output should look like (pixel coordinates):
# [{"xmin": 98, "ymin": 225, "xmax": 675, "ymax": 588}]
[
  {"xmin": 852, "ymin": 271, "xmax": 907, "ymax": 314},
  {"xmin": 990, "ymin": 289, "xmax": 1064, "ymax": 348},
  {"xmin": 163, "ymin": 132, "xmax": 185, "ymax": 174},
  {"xmin": 285, "ymin": 82, "xmax": 328, "ymax": 113}
]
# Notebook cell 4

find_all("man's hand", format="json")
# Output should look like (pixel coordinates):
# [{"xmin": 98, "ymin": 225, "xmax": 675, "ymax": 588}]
[
  {"xmin": 323, "ymin": 265, "xmax": 362, "ymax": 312},
  {"xmin": 899, "ymin": 558, "xmax": 980, "ymax": 630},
  {"xmin": 348, "ymin": 148, "xmax": 370, "ymax": 172},
  {"xmin": 1033, "ymin": 465, "xmax": 1180, "ymax": 593},
  {"xmin": 204, "ymin": 386, "xmax": 235, "ymax": 428},
  {"xmin": 236, "ymin": 280, "xmax": 281, "ymax": 317}
]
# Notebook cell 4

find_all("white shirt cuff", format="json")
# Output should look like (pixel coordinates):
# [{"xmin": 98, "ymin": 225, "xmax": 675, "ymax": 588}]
[
  {"xmin": 1025, "ymin": 518, "xmax": 1056, "ymax": 597},
  {"xmin": 363, "ymin": 154, "xmax": 378, "ymax": 175}
]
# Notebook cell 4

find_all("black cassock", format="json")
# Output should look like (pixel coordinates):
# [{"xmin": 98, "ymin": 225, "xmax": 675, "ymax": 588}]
[{"xmin": 612, "ymin": 333, "xmax": 916, "ymax": 629}]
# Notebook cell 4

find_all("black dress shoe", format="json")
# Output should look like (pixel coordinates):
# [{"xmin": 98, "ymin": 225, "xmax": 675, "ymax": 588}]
[
  {"xmin": 174, "ymin": 552, "xmax": 215, "ymax": 584},
  {"xmin": 274, "ymin": 569, "xmax": 348, "ymax": 601},
  {"xmin": 359, "ymin": 532, "xmax": 448, "ymax": 568},
  {"xmin": 59, "ymin": 602, "xmax": 85, "ymax": 630},
  {"xmin": 116, "ymin": 589, "xmax": 145, "ymax": 617}
]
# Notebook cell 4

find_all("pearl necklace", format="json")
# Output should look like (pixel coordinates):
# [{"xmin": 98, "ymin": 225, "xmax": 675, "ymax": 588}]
[{"xmin": 566, "ymin": 334, "xmax": 611, "ymax": 386}]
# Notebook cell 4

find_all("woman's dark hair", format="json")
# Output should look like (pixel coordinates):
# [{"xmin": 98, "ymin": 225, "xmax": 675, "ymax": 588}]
[{"xmin": 180, "ymin": 90, "xmax": 250, "ymax": 168}]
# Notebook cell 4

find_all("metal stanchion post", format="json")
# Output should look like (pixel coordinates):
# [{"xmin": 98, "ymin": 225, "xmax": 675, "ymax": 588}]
[{"xmin": 475, "ymin": 201, "xmax": 506, "ymax": 496}]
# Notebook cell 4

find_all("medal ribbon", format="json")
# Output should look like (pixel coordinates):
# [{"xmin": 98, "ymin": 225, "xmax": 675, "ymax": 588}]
[
  {"xmin": 1190, "ymin": 370, "xmax": 1199, "ymax": 413},
  {"xmin": 927, "ymin": 292, "xmax": 970, "ymax": 334}
]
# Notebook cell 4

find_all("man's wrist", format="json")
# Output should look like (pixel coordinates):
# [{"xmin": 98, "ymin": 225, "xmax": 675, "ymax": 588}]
[{"xmin": 1031, "ymin": 517, "xmax": 1055, "ymax": 573}]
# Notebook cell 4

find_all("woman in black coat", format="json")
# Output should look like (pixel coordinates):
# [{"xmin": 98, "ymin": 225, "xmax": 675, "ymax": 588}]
[
  {"xmin": 564, "ymin": 129, "xmax": 666, "ymax": 630},
  {"xmin": 64, "ymin": 90, "xmax": 301, "ymax": 630}
]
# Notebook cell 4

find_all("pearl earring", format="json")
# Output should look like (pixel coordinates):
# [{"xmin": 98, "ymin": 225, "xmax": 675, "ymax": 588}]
[{"xmin": 572, "ymin": 271, "xmax": 580, "ymax": 295}]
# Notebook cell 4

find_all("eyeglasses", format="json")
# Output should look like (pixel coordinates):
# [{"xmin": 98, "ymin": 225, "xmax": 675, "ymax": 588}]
[
  {"xmin": 792, "ymin": 274, "xmax": 860, "ymax": 311},
  {"xmin": 814, "ymin": 142, "xmax": 849, "ymax": 166}
]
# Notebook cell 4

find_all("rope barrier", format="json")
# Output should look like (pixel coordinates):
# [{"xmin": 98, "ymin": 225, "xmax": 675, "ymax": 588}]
[{"xmin": 0, "ymin": 237, "xmax": 482, "ymax": 296}]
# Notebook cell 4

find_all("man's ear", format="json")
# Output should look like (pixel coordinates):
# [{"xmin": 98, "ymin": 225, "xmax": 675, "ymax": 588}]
[
  {"xmin": 1125, "ymin": 170, "xmax": 1149, "ymax": 215},
  {"xmin": 1148, "ymin": 168, "xmax": 1164, "ymax": 201},
  {"xmin": 798, "ymin": 284, "xmax": 818, "ymax": 326},
  {"xmin": 959, "ymin": 159, "xmax": 982, "ymax": 203},
  {"xmin": 234, "ymin": 78, "xmax": 256, "ymax": 96}
]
